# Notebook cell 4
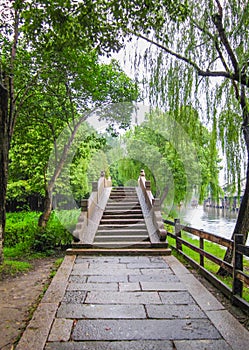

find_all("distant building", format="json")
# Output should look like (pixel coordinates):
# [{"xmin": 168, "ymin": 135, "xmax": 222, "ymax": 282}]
[{"xmin": 204, "ymin": 178, "xmax": 245, "ymax": 211}]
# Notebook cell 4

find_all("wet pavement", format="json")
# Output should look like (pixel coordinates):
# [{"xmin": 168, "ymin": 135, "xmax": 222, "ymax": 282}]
[{"xmin": 16, "ymin": 254, "xmax": 249, "ymax": 350}]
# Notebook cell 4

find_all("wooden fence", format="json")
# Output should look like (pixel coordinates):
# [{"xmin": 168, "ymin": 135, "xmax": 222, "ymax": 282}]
[{"xmin": 164, "ymin": 218, "xmax": 249, "ymax": 314}]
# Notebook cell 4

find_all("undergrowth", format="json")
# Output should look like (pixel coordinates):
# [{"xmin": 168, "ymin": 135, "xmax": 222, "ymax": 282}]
[{"xmin": 1, "ymin": 210, "xmax": 77, "ymax": 278}]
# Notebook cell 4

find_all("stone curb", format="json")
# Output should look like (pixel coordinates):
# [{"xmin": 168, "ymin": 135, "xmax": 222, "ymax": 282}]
[{"xmin": 16, "ymin": 255, "xmax": 75, "ymax": 350}]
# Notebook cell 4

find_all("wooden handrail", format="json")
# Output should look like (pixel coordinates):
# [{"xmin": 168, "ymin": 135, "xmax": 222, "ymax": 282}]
[{"xmin": 164, "ymin": 218, "xmax": 249, "ymax": 313}]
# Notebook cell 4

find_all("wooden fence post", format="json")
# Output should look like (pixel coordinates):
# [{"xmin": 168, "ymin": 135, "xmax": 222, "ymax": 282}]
[
  {"xmin": 175, "ymin": 218, "xmax": 182, "ymax": 251},
  {"xmin": 200, "ymin": 229, "xmax": 204, "ymax": 267},
  {"xmin": 232, "ymin": 234, "xmax": 243, "ymax": 297}
]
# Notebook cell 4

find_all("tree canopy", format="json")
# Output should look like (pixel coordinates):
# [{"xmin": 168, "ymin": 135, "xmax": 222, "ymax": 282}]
[{"xmin": 1, "ymin": 0, "xmax": 248, "ymax": 265}]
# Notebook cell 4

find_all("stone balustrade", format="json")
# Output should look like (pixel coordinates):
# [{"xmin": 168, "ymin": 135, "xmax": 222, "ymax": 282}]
[{"xmin": 138, "ymin": 170, "xmax": 167, "ymax": 242}]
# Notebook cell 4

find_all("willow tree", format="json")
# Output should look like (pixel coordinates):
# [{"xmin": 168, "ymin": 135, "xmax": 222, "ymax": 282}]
[{"xmin": 117, "ymin": 0, "xmax": 249, "ymax": 266}]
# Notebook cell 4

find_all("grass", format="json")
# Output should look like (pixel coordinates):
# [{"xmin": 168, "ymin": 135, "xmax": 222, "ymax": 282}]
[
  {"xmin": 0, "ymin": 259, "xmax": 31, "ymax": 279},
  {"xmin": 167, "ymin": 230, "xmax": 249, "ymax": 303},
  {"xmin": 0, "ymin": 210, "xmax": 75, "ymax": 279},
  {"xmin": 49, "ymin": 258, "xmax": 64, "ymax": 278}
]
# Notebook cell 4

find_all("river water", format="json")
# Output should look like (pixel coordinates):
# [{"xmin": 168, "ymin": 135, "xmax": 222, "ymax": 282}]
[{"xmin": 176, "ymin": 205, "xmax": 241, "ymax": 241}]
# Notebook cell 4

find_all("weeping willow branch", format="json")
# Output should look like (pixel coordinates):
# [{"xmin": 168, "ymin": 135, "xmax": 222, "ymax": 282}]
[
  {"xmin": 191, "ymin": 18, "xmax": 230, "ymax": 75},
  {"xmin": 212, "ymin": 13, "xmax": 239, "ymax": 74},
  {"xmin": 214, "ymin": 0, "xmax": 223, "ymax": 18},
  {"xmin": 214, "ymin": 41, "xmax": 230, "ymax": 73},
  {"xmin": 191, "ymin": 19, "xmax": 214, "ymax": 41},
  {"xmin": 136, "ymin": 33, "xmax": 249, "ymax": 87}
]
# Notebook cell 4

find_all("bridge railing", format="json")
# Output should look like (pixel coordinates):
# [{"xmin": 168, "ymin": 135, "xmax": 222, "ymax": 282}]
[
  {"xmin": 138, "ymin": 170, "xmax": 166, "ymax": 241},
  {"xmin": 81, "ymin": 171, "xmax": 112, "ymax": 220},
  {"xmin": 73, "ymin": 171, "xmax": 111, "ymax": 241},
  {"xmin": 164, "ymin": 218, "xmax": 249, "ymax": 313}
]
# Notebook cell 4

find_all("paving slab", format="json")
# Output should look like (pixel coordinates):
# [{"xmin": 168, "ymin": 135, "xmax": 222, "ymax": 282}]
[
  {"xmin": 145, "ymin": 304, "xmax": 206, "ymax": 319},
  {"xmin": 45, "ymin": 340, "xmax": 174, "ymax": 350},
  {"xmin": 119, "ymin": 282, "xmax": 141, "ymax": 291},
  {"xmin": 85, "ymin": 291, "xmax": 162, "ymax": 304},
  {"xmin": 126, "ymin": 262, "xmax": 170, "ymax": 269},
  {"xmin": 141, "ymin": 281, "xmax": 186, "ymax": 291},
  {"xmin": 159, "ymin": 291, "xmax": 196, "ymax": 305},
  {"xmin": 119, "ymin": 256, "xmax": 153, "ymax": 263},
  {"xmin": 71, "ymin": 267, "xmax": 142, "ymax": 275},
  {"xmin": 68, "ymin": 275, "xmax": 87, "ymax": 283},
  {"xmin": 71, "ymin": 319, "xmax": 221, "ymax": 341},
  {"xmin": 89, "ymin": 262, "xmax": 128, "ymax": 269},
  {"xmin": 76, "ymin": 256, "xmax": 121, "ymax": 263},
  {"xmin": 129, "ymin": 273, "xmax": 180, "ymax": 282},
  {"xmin": 57, "ymin": 303, "xmax": 147, "ymax": 319},
  {"xmin": 174, "ymin": 339, "xmax": 232, "ymax": 350},
  {"xmin": 17, "ymin": 254, "xmax": 249, "ymax": 350},
  {"xmin": 48, "ymin": 318, "xmax": 73, "ymax": 342},
  {"xmin": 67, "ymin": 282, "xmax": 118, "ymax": 291},
  {"xmin": 63, "ymin": 290, "xmax": 87, "ymax": 304},
  {"xmin": 87, "ymin": 274, "xmax": 129, "ymax": 282},
  {"xmin": 140, "ymin": 268, "xmax": 175, "ymax": 275}
]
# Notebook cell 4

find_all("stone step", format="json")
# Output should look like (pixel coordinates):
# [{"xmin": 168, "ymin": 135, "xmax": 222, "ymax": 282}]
[
  {"xmin": 105, "ymin": 204, "xmax": 141, "ymax": 210},
  {"xmin": 100, "ymin": 218, "xmax": 145, "ymax": 224},
  {"xmin": 106, "ymin": 200, "xmax": 140, "ymax": 205},
  {"xmin": 91, "ymin": 241, "xmax": 152, "ymax": 248},
  {"xmin": 96, "ymin": 229, "xmax": 148, "ymax": 236},
  {"xmin": 67, "ymin": 247, "xmax": 172, "ymax": 255},
  {"xmin": 94, "ymin": 235, "xmax": 149, "ymax": 242},
  {"xmin": 71, "ymin": 239, "xmax": 168, "ymax": 249},
  {"xmin": 109, "ymin": 192, "xmax": 138, "ymax": 198},
  {"xmin": 103, "ymin": 214, "xmax": 143, "ymax": 218},
  {"xmin": 104, "ymin": 209, "xmax": 143, "ymax": 214},
  {"xmin": 110, "ymin": 193, "xmax": 137, "ymax": 197},
  {"xmin": 110, "ymin": 191, "xmax": 137, "ymax": 194},
  {"xmin": 98, "ymin": 224, "xmax": 147, "ymax": 230},
  {"xmin": 107, "ymin": 198, "xmax": 139, "ymax": 201},
  {"xmin": 102, "ymin": 214, "xmax": 144, "ymax": 219},
  {"xmin": 111, "ymin": 187, "xmax": 136, "ymax": 191}
]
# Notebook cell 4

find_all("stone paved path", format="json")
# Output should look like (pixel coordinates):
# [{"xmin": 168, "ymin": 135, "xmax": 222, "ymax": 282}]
[{"xmin": 16, "ymin": 255, "xmax": 249, "ymax": 350}]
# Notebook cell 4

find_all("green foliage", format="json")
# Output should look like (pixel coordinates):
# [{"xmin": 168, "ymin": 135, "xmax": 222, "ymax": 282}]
[
  {"xmin": 135, "ymin": 0, "xmax": 249, "ymax": 189},
  {"xmin": 7, "ymin": 47, "xmax": 138, "ymax": 205},
  {"xmin": 19, "ymin": 0, "xmax": 189, "ymax": 55},
  {"xmin": 111, "ymin": 107, "xmax": 221, "ymax": 206},
  {"xmin": 5, "ymin": 211, "xmax": 73, "ymax": 253},
  {"xmin": 31, "ymin": 214, "xmax": 72, "ymax": 252},
  {"xmin": 0, "ymin": 260, "xmax": 31, "ymax": 279},
  {"xmin": 5, "ymin": 212, "xmax": 38, "ymax": 248}
]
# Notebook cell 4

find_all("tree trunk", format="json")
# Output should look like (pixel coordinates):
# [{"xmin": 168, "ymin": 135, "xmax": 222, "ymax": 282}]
[
  {"xmin": 218, "ymin": 121, "xmax": 249, "ymax": 276},
  {"xmin": 0, "ymin": 84, "xmax": 9, "ymax": 264},
  {"xmin": 38, "ymin": 115, "xmax": 87, "ymax": 228},
  {"xmin": 38, "ymin": 188, "xmax": 53, "ymax": 227}
]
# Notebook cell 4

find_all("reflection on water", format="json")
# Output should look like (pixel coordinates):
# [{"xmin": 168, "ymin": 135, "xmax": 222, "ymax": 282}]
[{"xmin": 177, "ymin": 205, "xmax": 237, "ymax": 240}]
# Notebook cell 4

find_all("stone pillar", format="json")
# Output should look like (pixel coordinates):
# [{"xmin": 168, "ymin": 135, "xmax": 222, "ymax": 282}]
[
  {"xmin": 80, "ymin": 199, "xmax": 88, "ymax": 212},
  {"xmin": 145, "ymin": 181, "xmax": 151, "ymax": 191},
  {"xmin": 92, "ymin": 181, "xmax": 98, "ymax": 192}
]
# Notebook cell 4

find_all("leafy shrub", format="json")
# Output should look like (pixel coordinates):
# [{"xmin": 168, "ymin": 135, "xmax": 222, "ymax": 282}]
[
  {"xmin": 5, "ymin": 212, "xmax": 38, "ymax": 248},
  {"xmin": 5, "ymin": 211, "xmax": 74, "ymax": 253}
]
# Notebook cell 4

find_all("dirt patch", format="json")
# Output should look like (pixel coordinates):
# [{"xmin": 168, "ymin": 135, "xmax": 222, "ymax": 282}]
[{"xmin": 0, "ymin": 256, "xmax": 60, "ymax": 350}]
